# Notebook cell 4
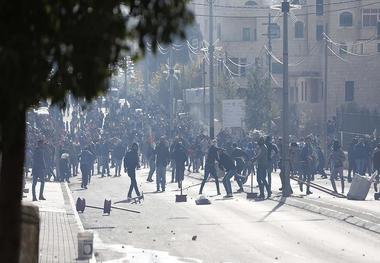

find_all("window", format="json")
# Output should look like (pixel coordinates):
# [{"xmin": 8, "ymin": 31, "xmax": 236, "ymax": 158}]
[
  {"xmin": 217, "ymin": 23, "xmax": 221, "ymax": 40},
  {"xmin": 339, "ymin": 43, "xmax": 348, "ymax": 55},
  {"xmin": 340, "ymin": 12, "xmax": 353, "ymax": 27},
  {"xmin": 295, "ymin": 21, "xmax": 304, "ymax": 38},
  {"xmin": 305, "ymin": 81, "xmax": 308, "ymax": 101},
  {"xmin": 345, "ymin": 81, "xmax": 354, "ymax": 101},
  {"xmin": 316, "ymin": 0, "xmax": 324, "ymax": 16},
  {"xmin": 245, "ymin": 1, "xmax": 257, "ymax": 6},
  {"xmin": 242, "ymin": 27, "xmax": 251, "ymax": 41},
  {"xmin": 269, "ymin": 23, "xmax": 281, "ymax": 39},
  {"xmin": 316, "ymin": 25, "xmax": 324, "ymax": 40},
  {"xmin": 272, "ymin": 62, "xmax": 283, "ymax": 74},
  {"xmin": 362, "ymin": 9, "xmax": 380, "ymax": 27},
  {"xmin": 310, "ymin": 79, "xmax": 320, "ymax": 103},
  {"xmin": 377, "ymin": 43, "xmax": 380, "ymax": 52}
]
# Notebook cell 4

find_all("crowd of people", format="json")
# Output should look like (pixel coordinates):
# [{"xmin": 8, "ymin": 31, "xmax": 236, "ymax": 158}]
[{"xmin": 24, "ymin": 90, "xmax": 380, "ymax": 201}]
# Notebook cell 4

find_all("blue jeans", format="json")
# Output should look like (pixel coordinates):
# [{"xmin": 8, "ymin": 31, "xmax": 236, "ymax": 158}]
[
  {"xmin": 257, "ymin": 165, "xmax": 271, "ymax": 196},
  {"xmin": 223, "ymin": 169, "xmax": 236, "ymax": 195},
  {"xmin": 147, "ymin": 157, "xmax": 156, "ymax": 180},
  {"xmin": 156, "ymin": 165, "xmax": 166, "ymax": 191}
]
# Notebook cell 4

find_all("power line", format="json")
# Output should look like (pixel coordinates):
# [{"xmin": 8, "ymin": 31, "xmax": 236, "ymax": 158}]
[
  {"xmin": 191, "ymin": 0, "xmax": 377, "ymax": 10},
  {"xmin": 193, "ymin": 1, "xmax": 380, "ymax": 19}
]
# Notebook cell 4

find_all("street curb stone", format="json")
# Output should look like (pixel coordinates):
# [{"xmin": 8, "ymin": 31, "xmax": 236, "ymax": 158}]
[{"xmin": 271, "ymin": 196, "xmax": 380, "ymax": 235}]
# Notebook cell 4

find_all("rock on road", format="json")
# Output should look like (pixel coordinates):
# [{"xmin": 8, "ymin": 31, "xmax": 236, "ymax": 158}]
[{"xmin": 69, "ymin": 168, "xmax": 380, "ymax": 263}]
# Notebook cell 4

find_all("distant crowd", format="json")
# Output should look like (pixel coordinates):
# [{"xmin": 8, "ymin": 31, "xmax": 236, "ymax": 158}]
[{"xmin": 25, "ymin": 90, "xmax": 380, "ymax": 201}]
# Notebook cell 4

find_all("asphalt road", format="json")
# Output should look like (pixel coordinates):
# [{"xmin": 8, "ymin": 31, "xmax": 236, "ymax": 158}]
[{"xmin": 69, "ymin": 168, "xmax": 380, "ymax": 263}]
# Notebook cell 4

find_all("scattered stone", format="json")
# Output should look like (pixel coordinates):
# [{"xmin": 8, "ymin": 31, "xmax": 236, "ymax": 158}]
[
  {"xmin": 128, "ymin": 231, "xmax": 133, "ymax": 234},
  {"xmin": 275, "ymin": 257, "xmax": 278, "ymax": 260},
  {"xmin": 142, "ymin": 250, "xmax": 144, "ymax": 253},
  {"xmin": 341, "ymin": 249, "xmax": 344, "ymax": 251},
  {"xmin": 153, "ymin": 239, "xmax": 156, "ymax": 242},
  {"xmin": 147, "ymin": 226, "xmax": 150, "ymax": 229},
  {"xmin": 192, "ymin": 235, "xmax": 197, "ymax": 241},
  {"xmin": 122, "ymin": 245, "xmax": 124, "ymax": 248},
  {"xmin": 297, "ymin": 242, "xmax": 300, "ymax": 245},
  {"xmin": 94, "ymin": 252, "xmax": 99, "ymax": 257},
  {"xmin": 363, "ymin": 254, "xmax": 365, "ymax": 257}
]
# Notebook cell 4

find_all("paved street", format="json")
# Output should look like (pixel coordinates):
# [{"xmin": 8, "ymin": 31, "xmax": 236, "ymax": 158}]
[{"xmin": 69, "ymin": 168, "xmax": 380, "ymax": 263}]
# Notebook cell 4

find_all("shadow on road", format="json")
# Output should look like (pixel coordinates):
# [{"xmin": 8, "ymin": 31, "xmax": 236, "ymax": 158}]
[{"xmin": 257, "ymin": 196, "xmax": 287, "ymax": 222}]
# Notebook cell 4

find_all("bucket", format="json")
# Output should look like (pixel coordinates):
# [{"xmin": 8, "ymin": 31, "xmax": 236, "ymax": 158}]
[{"xmin": 77, "ymin": 231, "xmax": 93, "ymax": 260}]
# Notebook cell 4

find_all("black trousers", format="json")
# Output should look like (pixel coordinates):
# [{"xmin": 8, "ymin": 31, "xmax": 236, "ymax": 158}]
[
  {"xmin": 32, "ymin": 172, "xmax": 45, "ymax": 199},
  {"xmin": 127, "ymin": 169, "xmax": 140, "ymax": 197},
  {"xmin": 80, "ymin": 164, "xmax": 90, "ymax": 188},
  {"xmin": 199, "ymin": 164, "xmax": 220, "ymax": 194}
]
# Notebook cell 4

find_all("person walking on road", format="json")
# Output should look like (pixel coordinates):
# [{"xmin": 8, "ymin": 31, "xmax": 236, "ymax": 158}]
[
  {"xmin": 32, "ymin": 140, "xmax": 47, "ymax": 201},
  {"xmin": 299, "ymin": 136, "xmax": 313, "ymax": 195},
  {"xmin": 253, "ymin": 137, "xmax": 272, "ymax": 199},
  {"xmin": 327, "ymin": 140, "xmax": 346, "ymax": 194},
  {"xmin": 155, "ymin": 137, "xmax": 170, "ymax": 192},
  {"xmin": 217, "ymin": 148, "xmax": 237, "ymax": 198},
  {"xmin": 146, "ymin": 140, "xmax": 156, "ymax": 182},
  {"xmin": 124, "ymin": 143, "xmax": 141, "ymax": 199},
  {"xmin": 79, "ymin": 146, "xmax": 95, "ymax": 189},
  {"xmin": 173, "ymin": 141, "xmax": 188, "ymax": 189},
  {"xmin": 199, "ymin": 139, "xmax": 221, "ymax": 196},
  {"xmin": 113, "ymin": 141, "xmax": 125, "ymax": 177}
]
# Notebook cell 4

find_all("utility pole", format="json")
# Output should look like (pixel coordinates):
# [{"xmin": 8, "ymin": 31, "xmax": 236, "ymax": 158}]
[
  {"xmin": 124, "ymin": 57, "xmax": 128, "ymax": 100},
  {"xmin": 169, "ymin": 47, "xmax": 174, "ymax": 139},
  {"xmin": 208, "ymin": 0, "xmax": 215, "ymax": 139},
  {"xmin": 323, "ymin": 26, "xmax": 329, "ymax": 160},
  {"xmin": 281, "ymin": 0, "xmax": 292, "ymax": 197},
  {"xmin": 202, "ymin": 58, "xmax": 207, "ymax": 121},
  {"xmin": 263, "ymin": 13, "xmax": 274, "ymax": 134}
]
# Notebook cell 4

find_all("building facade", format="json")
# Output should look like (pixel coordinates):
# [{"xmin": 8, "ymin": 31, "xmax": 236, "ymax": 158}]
[{"xmin": 191, "ymin": 0, "xmax": 380, "ymax": 133}]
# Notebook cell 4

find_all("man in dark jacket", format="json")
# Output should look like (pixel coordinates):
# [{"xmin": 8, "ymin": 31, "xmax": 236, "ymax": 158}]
[
  {"xmin": 80, "ymin": 146, "xmax": 95, "ymax": 189},
  {"xmin": 113, "ymin": 141, "xmax": 125, "ymax": 177},
  {"xmin": 124, "ymin": 143, "xmax": 141, "ymax": 198},
  {"xmin": 265, "ymin": 136, "xmax": 278, "ymax": 189},
  {"xmin": 32, "ymin": 140, "xmax": 46, "ymax": 201},
  {"xmin": 173, "ymin": 141, "xmax": 188, "ymax": 189},
  {"xmin": 146, "ymin": 140, "xmax": 156, "ymax": 182},
  {"xmin": 347, "ymin": 138, "xmax": 358, "ymax": 182},
  {"xmin": 199, "ymin": 140, "xmax": 221, "ymax": 195},
  {"xmin": 231, "ymin": 143, "xmax": 247, "ymax": 193},
  {"xmin": 253, "ymin": 137, "xmax": 271, "ymax": 199},
  {"xmin": 217, "ymin": 148, "xmax": 237, "ymax": 197},
  {"xmin": 155, "ymin": 137, "xmax": 170, "ymax": 192},
  {"xmin": 299, "ymin": 136, "xmax": 313, "ymax": 195},
  {"xmin": 355, "ymin": 138, "xmax": 367, "ymax": 176}
]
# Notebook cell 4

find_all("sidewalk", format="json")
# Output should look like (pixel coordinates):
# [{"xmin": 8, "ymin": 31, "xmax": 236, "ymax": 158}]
[{"xmin": 23, "ymin": 179, "xmax": 91, "ymax": 262}]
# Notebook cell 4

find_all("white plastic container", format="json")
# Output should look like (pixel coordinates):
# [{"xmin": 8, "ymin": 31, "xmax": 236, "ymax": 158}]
[{"xmin": 77, "ymin": 231, "xmax": 93, "ymax": 259}]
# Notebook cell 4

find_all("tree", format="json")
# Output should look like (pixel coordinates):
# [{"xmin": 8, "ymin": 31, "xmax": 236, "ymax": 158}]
[
  {"xmin": 244, "ymin": 69, "xmax": 276, "ymax": 131},
  {"xmin": 0, "ymin": 1, "xmax": 193, "ymax": 261}
]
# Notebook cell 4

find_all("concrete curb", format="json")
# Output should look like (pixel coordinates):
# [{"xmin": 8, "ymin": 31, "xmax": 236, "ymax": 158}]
[
  {"xmin": 270, "ymin": 196, "xmax": 380, "ymax": 235},
  {"xmin": 63, "ymin": 182, "xmax": 97, "ymax": 263}
]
